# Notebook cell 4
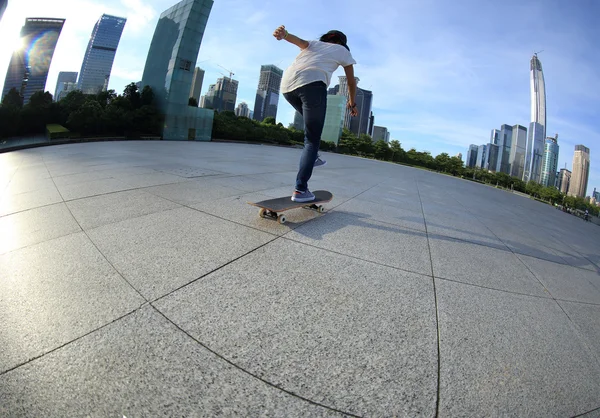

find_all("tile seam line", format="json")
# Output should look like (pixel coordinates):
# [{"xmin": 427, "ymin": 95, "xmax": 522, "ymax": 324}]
[
  {"xmin": 150, "ymin": 304, "xmax": 361, "ymax": 418},
  {"xmin": 572, "ymin": 405, "xmax": 600, "ymax": 418},
  {"xmin": 415, "ymin": 177, "xmax": 442, "ymax": 418}
]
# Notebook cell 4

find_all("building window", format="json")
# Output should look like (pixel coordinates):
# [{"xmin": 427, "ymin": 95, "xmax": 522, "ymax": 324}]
[{"xmin": 179, "ymin": 59, "xmax": 192, "ymax": 71}]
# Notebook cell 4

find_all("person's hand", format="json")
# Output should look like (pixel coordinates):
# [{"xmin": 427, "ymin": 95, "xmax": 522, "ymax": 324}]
[
  {"xmin": 273, "ymin": 25, "xmax": 287, "ymax": 41},
  {"xmin": 347, "ymin": 101, "xmax": 358, "ymax": 117}
]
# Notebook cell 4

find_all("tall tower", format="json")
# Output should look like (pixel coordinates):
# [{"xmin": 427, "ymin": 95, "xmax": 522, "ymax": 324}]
[
  {"xmin": 496, "ymin": 124, "xmax": 514, "ymax": 174},
  {"xmin": 349, "ymin": 88, "xmax": 372, "ymax": 136},
  {"xmin": 141, "ymin": 0, "xmax": 214, "ymax": 141},
  {"xmin": 508, "ymin": 125, "xmax": 527, "ymax": 179},
  {"xmin": 54, "ymin": 71, "xmax": 78, "ymax": 101},
  {"xmin": 541, "ymin": 134, "xmax": 559, "ymax": 187},
  {"xmin": 78, "ymin": 14, "xmax": 126, "ymax": 94},
  {"xmin": 2, "ymin": 18, "xmax": 65, "ymax": 104},
  {"xmin": 524, "ymin": 53, "xmax": 546, "ymax": 183},
  {"xmin": 338, "ymin": 75, "xmax": 359, "ymax": 130},
  {"xmin": 253, "ymin": 64, "xmax": 283, "ymax": 121},
  {"xmin": 568, "ymin": 145, "xmax": 590, "ymax": 198}
]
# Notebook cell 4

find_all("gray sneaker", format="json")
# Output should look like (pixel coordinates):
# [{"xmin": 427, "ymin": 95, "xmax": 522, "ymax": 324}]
[
  {"xmin": 291, "ymin": 189, "xmax": 315, "ymax": 202},
  {"xmin": 314, "ymin": 155, "xmax": 327, "ymax": 167}
]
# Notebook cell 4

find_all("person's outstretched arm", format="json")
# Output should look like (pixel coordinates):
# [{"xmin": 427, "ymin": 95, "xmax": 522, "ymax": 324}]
[
  {"xmin": 273, "ymin": 25, "xmax": 309, "ymax": 50},
  {"xmin": 344, "ymin": 64, "xmax": 359, "ymax": 116}
]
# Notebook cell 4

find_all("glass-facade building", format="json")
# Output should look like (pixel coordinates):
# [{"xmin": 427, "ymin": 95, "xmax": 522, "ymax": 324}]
[
  {"xmin": 568, "ymin": 145, "xmax": 590, "ymax": 198},
  {"xmin": 476, "ymin": 144, "xmax": 487, "ymax": 169},
  {"xmin": 541, "ymin": 135, "xmax": 559, "ymax": 187},
  {"xmin": 509, "ymin": 125, "xmax": 527, "ymax": 179},
  {"xmin": 496, "ymin": 124, "xmax": 513, "ymax": 174},
  {"xmin": 525, "ymin": 54, "xmax": 547, "ymax": 183},
  {"xmin": 78, "ymin": 14, "xmax": 126, "ymax": 95},
  {"xmin": 322, "ymin": 95, "xmax": 345, "ymax": 145},
  {"xmin": 54, "ymin": 71, "xmax": 77, "ymax": 101},
  {"xmin": 466, "ymin": 144, "xmax": 479, "ymax": 168},
  {"xmin": 558, "ymin": 168, "xmax": 571, "ymax": 194},
  {"xmin": 141, "ymin": 0, "xmax": 214, "ymax": 141},
  {"xmin": 349, "ymin": 87, "xmax": 373, "ymax": 136},
  {"xmin": 0, "ymin": 0, "xmax": 7, "ymax": 24},
  {"xmin": 2, "ymin": 18, "xmax": 65, "ymax": 104},
  {"xmin": 253, "ymin": 64, "xmax": 283, "ymax": 122}
]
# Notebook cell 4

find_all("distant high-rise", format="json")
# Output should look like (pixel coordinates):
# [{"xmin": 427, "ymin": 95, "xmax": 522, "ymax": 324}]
[
  {"xmin": 476, "ymin": 144, "xmax": 488, "ymax": 169},
  {"xmin": 509, "ymin": 125, "xmax": 527, "ymax": 179},
  {"xmin": 253, "ymin": 64, "xmax": 283, "ymax": 122},
  {"xmin": 54, "ymin": 71, "xmax": 77, "ymax": 101},
  {"xmin": 234, "ymin": 101, "xmax": 249, "ymax": 118},
  {"xmin": 467, "ymin": 144, "xmax": 479, "ymax": 168},
  {"xmin": 338, "ymin": 75, "xmax": 359, "ymax": 129},
  {"xmin": 328, "ymin": 84, "xmax": 339, "ymax": 95},
  {"xmin": 77, "ymin": 14, "xmax": 126, "ymax": 95},
  {"xmin": 141, "ymin": 0, "xmax": 214, "ymax": 141},
  {"xmin": 349, "ymin": 87, "xmax": 372, "ymax": 136},
  {"xmin": 292, "ymin": 111, "xmax": 304, "ymax": 130},
  {"xmin": 322, "ymin": 95, "xmax": 345, "ymax": 145},
  {"xmin": 2, "ymin": 18, "xmax": 65, "ymax": 104},
  {"xmin": 0, "ymin": 0, "xmax": 7, "ymax": 23},
  {"xmin": 372, "ymin": 126, "xmax": 389, "ymax": 143},
  {"xmin": 592, "ymin": 188, "xmax": 600, "ymax": 202},
  {"xmin": 496, "ymin": 124, "xmax": 514, "ymax": 174},
  {"xmin": 368, "ymin": 111, "xmax": 374, "ymax": 136},
  {"xmin": 487, "ymin": 129, "xmax": 500, "ymax": 171},
  {"xmin": 557, "ymin": 168, "xmax": 571, "ymax": 195},
  {"xmin": 456, "ymin": 153, "xmax": 463, "ymax": 161},
  {"xmin": 524, "ymin": 54, "xmax": 547, "ymax": 183},
  {"xmin": 541, "ymin": 134, "xmax": 559, "ymax": 187},
  {"xmin": 189, "ymin": 67, "xmax": 205, "ymax": 103},
  {"xmin": 568, "ymin": 145, "xmax": 590, "ymax": 198},
  {"xmin": 203, "ymin": 77, "xmax": 238, "ymax": 112}
]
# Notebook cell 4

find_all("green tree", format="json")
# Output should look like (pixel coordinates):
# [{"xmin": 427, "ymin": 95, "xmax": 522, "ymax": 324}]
[
  {"xmin": 262, "ymin": 116, "xmax": 276, "ymax": 125},
  {"xmin": 67, "ymin": 100, "xmax": 104, "ymax": 134},
  {"xmin": 373, "ymin": 140, "xmax": 392, "ymax": 160},
  {"xmin": 140, "ymin": 85, "xmax": 155, "ymax": 107},
  {"xmin": 434, "ymin": 152, "xmax": 451, "ymax": 172},
  {"xmin": 96, "ymin": 89, "xmax": 117, "ymax": 108},
  {"xmin": 2, "ymin": 87, "xmax": 23, "ymax": 108},
  {"xmin": 123, "ymin": 83, "xmax": 141, "ymax": 109}
]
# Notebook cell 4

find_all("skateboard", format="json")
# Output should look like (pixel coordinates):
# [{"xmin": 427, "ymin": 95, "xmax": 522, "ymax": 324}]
[{"xmin": 248, "ymin": 190, "xmax": 333, "ymax": 224}]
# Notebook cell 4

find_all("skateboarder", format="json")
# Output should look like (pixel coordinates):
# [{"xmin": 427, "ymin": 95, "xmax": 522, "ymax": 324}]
[{"xmin": 273, "ymin": 25, "xmax": 358, "ymax": 202}]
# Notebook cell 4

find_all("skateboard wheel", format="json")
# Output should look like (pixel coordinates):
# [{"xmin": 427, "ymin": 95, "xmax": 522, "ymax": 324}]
[
  {"xmin": 278, "ymin": 214, "xmax": 287, "ymax": 224},
  {"xmin": 259, "ymin": 208, "xmax": 266, "ymax": 218},
  {"xmin": 317, "ymin": 205, "xmax": 324, "ymax": 213}
]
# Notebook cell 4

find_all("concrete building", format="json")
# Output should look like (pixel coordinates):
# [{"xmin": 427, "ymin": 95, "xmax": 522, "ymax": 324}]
[
  {"xmin": 509, "ymin": 125, "xmax": 527, "ymax": 179},
  {"xmin": 234, "ymin": 102, "xmax": 249, "ymax": 118},
  {"xmin": 202, "ymin": 77, "xmax": 238, "ymax": 112},
  {"xmin": 568, "ymin": 145, "xmax": 590, "ymax": 198},
  {"xmin": 189, "ymin": 67, "xmax": 205, "ymax": 103},
  {"xmin": 78, "ymin": 14, "xmax": 126, "ymax": 95},
  {"xmin": 54, "ymin": 71, "xmax": 78, "ymax": 101},
  {"xmin": 541, "ymin": 134, "xmax": 559, "ymax": 187},
  {"xmin": 140, "ymin": 0, "xmax": 214, "ymax": 141},
  {"xmin": 2, "ymin": 18, "xmax": 65, "ymax": 104},
  {"xmin": 372, "ymin": 126, "xmax": 389, "ymax": 143},
  {"xmin": 253, "ymin": 64, "xmax": 283, "ymax": 122},
  {"xmin": 322, "ymin": 95, "xmax": 345, "ymax": 145},
  {"xmin": 467, "ymin": 144, "xmax": 479, "ymax": 168},
  {"xmin": 496, "ymin": 124, "xmax": 514, "ymax": 174},
  {"xmin": 524, "ymin": 53, "xmax": 547, "ymax": 183},
  {"xmin": 557, "ymin": 168, "xmax": 571, "ymax": 195}
]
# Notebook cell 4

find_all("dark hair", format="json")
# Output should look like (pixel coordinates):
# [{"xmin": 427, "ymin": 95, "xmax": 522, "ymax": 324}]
[{"xmin": 319, "ymin": 30, "xmax": 349, "ymax": 51}]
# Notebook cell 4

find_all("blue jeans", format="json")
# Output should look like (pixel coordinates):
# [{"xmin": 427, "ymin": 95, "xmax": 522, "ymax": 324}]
[{"xmin": 283, "ymin": 81, "xmax": 327, "ymax": 192}]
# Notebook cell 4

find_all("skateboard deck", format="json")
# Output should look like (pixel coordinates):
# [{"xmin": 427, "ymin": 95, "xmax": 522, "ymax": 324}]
[{"xmin": 248, "ymin": 190, "xmax": 333, "ymax": 224}]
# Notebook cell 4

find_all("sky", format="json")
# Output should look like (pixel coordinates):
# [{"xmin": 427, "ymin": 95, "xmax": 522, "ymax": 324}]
[{"xmin": 0, "ymin": 0, "xmax": 599, "ymax": 197}]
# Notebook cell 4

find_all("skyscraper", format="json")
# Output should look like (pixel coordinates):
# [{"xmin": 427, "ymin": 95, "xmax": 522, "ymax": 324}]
[
  {"xmin": 253, "ymin": 64, "xmax": 283, "ymax": 122},
  {"xmin": 557, "ymin": 168, "xmax": 571, "ymax": 195},
  {"xmin": 235, "ymin": 101, "xmax": 249, "ymax": 117},
  {"xmin": 0, "ymin": 0, "xmax": 7, "ymax": 23},
  {"xmin": 467, "ymin": 144, "xmax": 479, "ymax": 168},
  {"xmin": 541, "ymin": 134, "xmax": 559, "ymax": 187},
  {"xmin": 203, "ymin": 76, "xmax": 238, "ymax": 112},
  {"xmin": 292, "ymin": 111, "xmax": 304, "ymax": 130},
  {"xmin": 77, "ymin": 14, "xmax": 126, "ymax": 95},
  {"xmin": 141, "ymin": 0, "xmax": 214, "ymax": 141},
  {"xmin": 508, "ymin": 125, "xmax": 527, "ymax": 179},
  {"xmin": 2, "ymin": 18, "xmax": 65, "ymax": 104},
  {"xmin": 476, "ymin": 144, "xmax": 488, "ymax": 169},
  {"xmin": 322, "ymin": 94, "xmax": 345, "ymax": 145},
  {"xmin": 338, "ymin": 75, "xmax": 359, "ymax": 129},
  {"xmin": 54, "ymin": 71, "xmax": 77, "ymax": 101},
  {"xmin": 487, "ymin": 128, "xmax": 500, "ymax": 171},
  {"xmin": 372, "ymin": 126, "xmax": 389, "ymax": 143},
  {"xmin": 524, "ymin": 54, "xmax": 547, "ymax": 183},
  {"xmin": 568, "ymin": 145, "xmax": 590, "ymax": 198},
  {"xmin": 349, "ymin": 88, "xmax": 372, "ymax": 136},
  {"xmin": 189, "ymin": 67, "xmax": 204, "ymax": 103},
  {"xmin": 496, "ymin": 124, "xmax": 513, "ymax": 174}
]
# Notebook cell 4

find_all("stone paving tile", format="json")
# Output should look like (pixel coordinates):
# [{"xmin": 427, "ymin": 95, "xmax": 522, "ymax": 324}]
[
  {"xmin": 428, "ymin": 235, "xmax": 549, "ymax": 297},
  {"xmin": 559, "ymin": 301, "xmax": 600, "ymax": 364},
  {"xmin": 57, "ymin": 177, "xmax": 133, "ymax": 201},
  {"xmin": 155, "ymin": 239, "xmax": 438, "ymax": 417},
  {"xmin": 0, "ymin": 203, "xmax": 80, "ymax": 254},
  {"xmin": 424, "ymin": 216, "xmax": 506, "ymax": 249},
  {"xmin": 144, "ymin": 179, "xmax": 243, "ymax": 205},
  {"xmin": 436, "ymin": 279, "xmax": 600, "ymax": 417},
  {"xmin": 118, "ymin": 172, "xmax": 189, "ymax": 188},
  {"xmin": 0, "ymin": 185, "xmax": 63, "ymax": 216},
  {"xmin": 332, "ymin": 197, "xmax": 426, "ymax": 232},
  {"xmin": 87, "ymin": 207, "xmax": 274, "ymax": 300},
  {"xmin": 516, "ymin": 255, "xmax": 600, "ymax": 304},
  {"xmin": 0, "ymin": 233, "xmax": 145, "ymax": 373},
  {"xmin": 0, "ymin": 305, "xmax": 340, "ymax": 417},
  {"xmin": 67, "ymin": 189, "xmax": 181, "ymax": 230},
  {"xmin": 286, "ymin": 210, "xmax": 433, "ymax": 276}
]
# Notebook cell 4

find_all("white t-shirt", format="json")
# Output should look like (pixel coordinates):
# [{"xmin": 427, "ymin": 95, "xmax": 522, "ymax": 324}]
[{"xmin": 280, "ymin": 40, "xmax": 356, "ymax": 94}]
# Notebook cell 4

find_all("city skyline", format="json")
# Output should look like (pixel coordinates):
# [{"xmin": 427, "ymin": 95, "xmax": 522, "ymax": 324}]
[{"xmin": 0, "ymin": 0, "xmax": 598, "ymax": 194}]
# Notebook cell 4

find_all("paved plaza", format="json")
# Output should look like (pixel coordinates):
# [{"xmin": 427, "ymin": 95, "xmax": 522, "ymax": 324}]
[{"xmin": 1, "ymin": 140, "xmax": 599, "ymax": 417}]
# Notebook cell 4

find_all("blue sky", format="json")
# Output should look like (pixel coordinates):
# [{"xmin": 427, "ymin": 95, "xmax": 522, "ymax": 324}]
[{"xmin": 0, "ymin": 0, "xmax": 598, "ymax": 197}]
